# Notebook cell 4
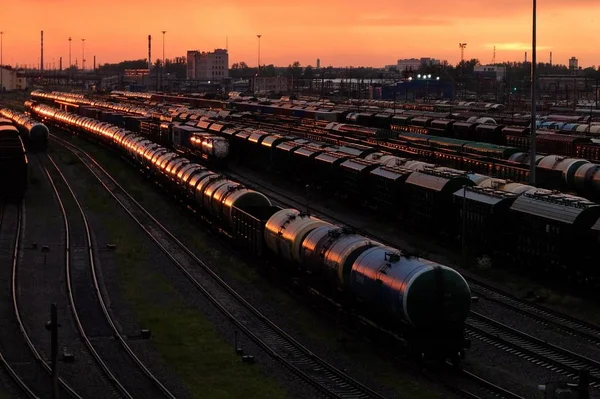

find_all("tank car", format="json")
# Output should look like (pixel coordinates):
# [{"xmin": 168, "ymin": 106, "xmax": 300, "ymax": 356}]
[
  {"xmin": 0, "ymin": 124, "xmax": 28, "ymax": 201},
  {"xmin": 0, "ymin": 108, "xmax": 49, "ymax": 151},
  {"xmin": 264, "ymin": 211, "xmax": 472, "ymax": 359}
]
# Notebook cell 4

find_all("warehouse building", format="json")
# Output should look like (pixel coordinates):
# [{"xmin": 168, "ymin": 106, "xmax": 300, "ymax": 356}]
[{"xmin": 0, "ymin": 66, "xmax": 22, "ymax": 92}]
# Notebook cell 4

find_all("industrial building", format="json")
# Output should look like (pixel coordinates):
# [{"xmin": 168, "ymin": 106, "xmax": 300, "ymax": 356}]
[
  {"xmin": 0, "ymin": 67, "xmax": 28, "ymax": 91},
  {"xmin": 473, "ymin": 65, "xmax": 506, "ymax": 82},
  {"xmin": 186, "ymin": 49, "xmax": 229, "ymax": 81}
]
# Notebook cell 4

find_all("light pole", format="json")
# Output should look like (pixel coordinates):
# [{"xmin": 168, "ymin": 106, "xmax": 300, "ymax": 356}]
[
  {"xmin": 81, "ymin": 38, "xmax": 85, "ymax": 71},
  {"xmin": 256, "ymin": 34, "xmax": 262, "ymax": 75},
  {"xmin": 529, "ymin": 0, "xmax": 537, "ymax": 186},
  {"xmin": 0, "ymin": 31, "xmax": 4, "ymax": 93},
  {"xmin": 68, "ymin": 37, "xmax": 72, "ymax": 68},
  {"xmin": 161, "ymin": 30, "xmax": 166, "ymax": 91}
]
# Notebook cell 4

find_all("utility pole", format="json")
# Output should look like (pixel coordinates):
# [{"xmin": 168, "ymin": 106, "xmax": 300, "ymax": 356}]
[
  {"xmin": 45, "ymin": 304, "xmax": 59, "ymax": 399},
  {"xmin": 41, "ymin": 30, "xmax": 44, "ymax": 74},
  {"xmin": 0, "ymin": 31, "xmax": 4, "ymax": 93},
  {"xmin": 256, "ymin": 34, "xmax": 262, "ymax": 75},
  {"xmin": 529, "ymin": 0, "xmax": 537, "ymax": 186},
  {"xmin": 161, "ymin": 31, "xmax": 166, "ymax": 91}
]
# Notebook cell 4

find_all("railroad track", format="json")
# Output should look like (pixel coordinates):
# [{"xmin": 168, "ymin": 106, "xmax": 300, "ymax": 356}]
[
  {"xmin": 467, "ymin": 311, "xmax": 600, "ymax": 388},
  {"xmin": 50, "ymin": 133, "xmax": 389, "ymax": 399},
  {"xmin": 467, "ymin": 278, "xmax": 600, "ymax": 346},
  {"xmin": 40, "ymin": 153, "xmax": 177, "ymax": 398},
  {"xmin": 0, "ymin": 199, "xmax": 82, "ymax": 398},
  {"xmin": 206, "ymin": 168, "xmax": 525, "ymax": 399},
  {"xmin": 220, "ymin": 165, "xmax": 600, "ymax": 395}
]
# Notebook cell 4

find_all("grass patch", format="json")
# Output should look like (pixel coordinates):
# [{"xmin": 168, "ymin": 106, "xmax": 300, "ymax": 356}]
[{"xmin": 85, "ymin": 184, "xmax": 290, "ymax": 399}]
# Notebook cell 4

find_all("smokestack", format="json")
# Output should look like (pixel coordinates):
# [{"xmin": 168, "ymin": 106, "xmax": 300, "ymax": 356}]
[
  {"xmin": 550, "ymin": 51, "xmax": 553, "ymax": 65},
  {"xmin": 59, "ymin": 57, "xmax": 62, "ymax": 71},
  {"xmin": 525, "ymin": 51, "xmax": 527, "ymax": 63},
  {"xmin": 148, "ymin": 35, "xmax": 152, "ymax": 70},
  {"xmin": 41, "ymin": 30, "xmax": 44, "ymax": 72},
  {"xmin": 93, "ymin": 55, "xmax": 96, "ymax": 70}
]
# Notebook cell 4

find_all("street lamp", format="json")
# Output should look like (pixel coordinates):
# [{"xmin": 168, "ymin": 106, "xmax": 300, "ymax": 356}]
[
  {"xmin": 256, "ymin": 34, "xmax": 262, "ymax": 75},
  {"xmin": 81, "ymin": 39, "xmax": 85, "ymax": 71},
  {"xmin": 68, "ymin": 37, "xmax": 72, "ymax": 68},
  {"xmin": 161, "ymin": 30, "xmax": 166, "ymax": 91}
]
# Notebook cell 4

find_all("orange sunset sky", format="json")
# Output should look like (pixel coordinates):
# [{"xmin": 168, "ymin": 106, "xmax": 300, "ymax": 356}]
[{"xmin": 1, "ymin": 0, "xmax": 599, "ymax": 69}]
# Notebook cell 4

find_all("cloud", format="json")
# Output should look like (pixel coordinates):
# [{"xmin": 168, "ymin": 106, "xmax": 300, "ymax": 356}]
[{"xmin": 357, "ymin": 14, "xmax": 453, "ymax": 27}]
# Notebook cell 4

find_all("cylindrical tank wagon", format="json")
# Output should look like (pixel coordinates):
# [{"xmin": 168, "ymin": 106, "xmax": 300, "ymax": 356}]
[
  {"xmin": 0, "ymin": 108, "xmax": 49, "ymax": 151},
  {"xmin": 0, "ymin": 124, "xmax": 28, "ymax": 201}
]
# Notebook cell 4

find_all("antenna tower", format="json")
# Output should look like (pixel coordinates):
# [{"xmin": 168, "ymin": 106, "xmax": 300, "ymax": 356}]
[
  {"xmin": 459, "ymin": 43, "xmax": 467, "ymax": 63},
  {"xmin": 491, "ymin": 46, "xmax": 496, "ymax": 64}
]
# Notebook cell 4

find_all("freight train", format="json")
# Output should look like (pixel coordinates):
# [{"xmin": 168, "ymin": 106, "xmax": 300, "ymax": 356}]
[
  {"xmin": 0, "ymin": 108, "xmax": 49, "ymax": 151},
  {"xmin": 0, "ymin": 120, "xmax": 28, "ymax": 201},
  {"xmin": 385, "ymin": 117, "xmax": 600, "ymax": 162},
  {"xmin": 107, "ymin": 90, "xmax": 537, "ymax": 127},
  {"xmin": 157, "ymin": 109, "xmax": 600, "ymax": 200},
  {"xmin": 27, "ymin": 102, "xmax": 473, "ymax": 362},
  {"xmin": 29, "ymin": 91, "xmax": 600, "ymax": 198},
  {"xmin": 128, "ymin": 109, "xmax": 600, "ymax": 293},
  {"xmin": 27, "ymin": 99, "xmax": 600, "ymax": 293},
  {"xmin": 27, "ymin": 94, "xmax": 229, "ymax": 163}
]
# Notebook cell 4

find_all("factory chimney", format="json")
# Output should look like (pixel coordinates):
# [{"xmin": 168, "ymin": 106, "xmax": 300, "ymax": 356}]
[
  {"xmin": 41, "ymin": 30, "xmax": 44, "ymax": 72},
  {"xmin": 148, "ymin": 35, "xmax": 152, "ymax": 70},
  {"xmin": 524, "ymin": 51, "xmax": 527, "ymax": 63},
  {"xmin": 93, "ymin": 55, "xmax": 96, "ymax": 71},
  {"xmin": 59, "ymin": 57, "xmax": 62, "ymax": 71},
  {"xmin": 550, "ymin": 51, "xmax": 553, "ymax": 66}
]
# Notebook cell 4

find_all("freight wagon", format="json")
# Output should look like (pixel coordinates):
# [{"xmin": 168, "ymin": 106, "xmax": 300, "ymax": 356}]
[{"xmin": 0, "ymin": 124, "xmax": 28, "ymax": 201}]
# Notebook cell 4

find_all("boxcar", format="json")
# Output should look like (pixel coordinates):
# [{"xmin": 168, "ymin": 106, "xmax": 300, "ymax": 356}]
[
  {"xmin": 404, "ymin": 169, "xmax": 474, "ymax": 234},
  {"xmin": 336, "ymin": 158, "xmax": 380, "ymax": 203},
  {"xmin": 367, "ymin": 165, "xmax": 413, "ymax": 213},
  {"xmin": 452, "ymin": 122, "xmax": 478, "ymax": 140},
  {"xmin": 453, "ymin": 187, "xmax": 517, "ymax": 256},
  {"xmin": 474, "ymin": 124, "xmax": 504, "ymax": 144},
  {"xmin": 507, "ymin": 192, "xmax": 600, "ymax": 285}
]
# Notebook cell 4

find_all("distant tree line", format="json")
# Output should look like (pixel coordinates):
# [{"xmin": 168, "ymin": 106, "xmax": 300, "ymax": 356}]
[
  {"xmin": 93, "ymin": 56, "xmax": 600, "ymax": 88},
  {"xmin": 96, "ymin": 57, "xmax": 186, "ymax": 78}
]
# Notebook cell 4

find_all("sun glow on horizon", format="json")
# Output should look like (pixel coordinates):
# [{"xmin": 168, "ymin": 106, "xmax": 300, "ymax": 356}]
[{"xmin": 0, "ymin": 0, "xmax": 598, "ymax": 68}]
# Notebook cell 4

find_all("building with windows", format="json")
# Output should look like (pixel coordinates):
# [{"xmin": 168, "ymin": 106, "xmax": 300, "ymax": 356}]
[
  {"xmin": 186, "ymin": 49, "xmax": 229, "ymax": 80},
  {"xmin": 397, "ymin": 57, "xmax": 441, "ymax": 72}
]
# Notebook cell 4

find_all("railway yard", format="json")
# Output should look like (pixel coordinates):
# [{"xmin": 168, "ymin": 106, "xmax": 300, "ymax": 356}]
[{"xmin": 1, "ymin": 90, "xmax": 600, "ymax": 399}]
